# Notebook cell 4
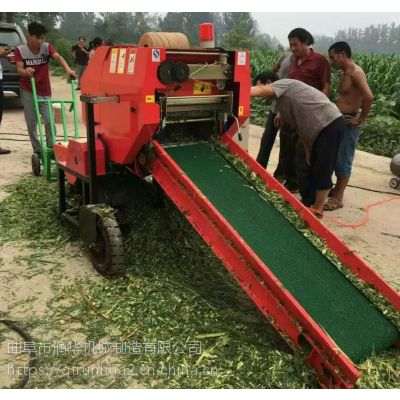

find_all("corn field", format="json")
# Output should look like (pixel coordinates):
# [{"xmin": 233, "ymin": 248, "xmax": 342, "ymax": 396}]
[
  {"xmin": 250, "ymin": 50, "xmax": 400, "ymax": 114},
  {"xmin": 250, "ymin": 50, "xmax": 400, "ymax": 157}
]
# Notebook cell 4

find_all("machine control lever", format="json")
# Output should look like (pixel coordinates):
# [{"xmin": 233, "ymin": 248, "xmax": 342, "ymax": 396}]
[
  {"xmin": 80, "ymin": 95, "xmax": 120, "ymax": 104},
  {"xmin": 231, "ymin": 115, "xmax": 242, "ymax": 142}
]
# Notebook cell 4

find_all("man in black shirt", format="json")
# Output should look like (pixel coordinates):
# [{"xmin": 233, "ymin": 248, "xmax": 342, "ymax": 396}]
[{"xmin": 71, "ymin": 36, "xmax": 89, "ymax": 90}]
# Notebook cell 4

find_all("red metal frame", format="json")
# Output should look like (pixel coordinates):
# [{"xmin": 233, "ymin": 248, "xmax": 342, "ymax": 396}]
[{"xmin": 149, "ymin": 137, "xmax": 400, "ymax": 388}]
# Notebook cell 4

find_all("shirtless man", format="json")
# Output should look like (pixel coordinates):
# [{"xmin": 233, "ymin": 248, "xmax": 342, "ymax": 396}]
[{"xmin": 325, "ymin": 42, "xmax": 373, "ymax": 211}]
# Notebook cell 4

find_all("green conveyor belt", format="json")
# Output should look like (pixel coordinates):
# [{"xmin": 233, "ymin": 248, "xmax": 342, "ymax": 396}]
[{"xmin": 165, "ymin": 142, "xmax": 400, "ymax": 363}]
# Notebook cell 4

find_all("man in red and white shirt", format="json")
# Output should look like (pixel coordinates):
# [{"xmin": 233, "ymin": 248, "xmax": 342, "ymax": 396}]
[{"xmin": 15, "ymin": 21, "xmax": 76, "ymax": 155}]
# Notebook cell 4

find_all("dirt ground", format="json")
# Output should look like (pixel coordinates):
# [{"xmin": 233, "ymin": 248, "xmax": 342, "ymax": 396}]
[{"xmin": 0, "ymin": 76, "xmax": 399, "ymax": 387}]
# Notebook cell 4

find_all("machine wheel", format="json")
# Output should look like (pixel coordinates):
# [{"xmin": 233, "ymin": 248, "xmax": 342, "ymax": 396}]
[
  {"xmin": 390, "ymin": 178, "xmax": 400, "ymax": 189},
  {"xmin": 31, "ymin": 153, "xmax": 41, "ymax": 176},
  {"xmin": 89, "ymin": 217, "xmax": 125, "ymax": 276}
]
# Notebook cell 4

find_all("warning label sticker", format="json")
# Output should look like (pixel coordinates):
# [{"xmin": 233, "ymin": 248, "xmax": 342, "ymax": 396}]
[
  {"xmin": 237, "ymin": 52, "xmax": 246, "ymax": 66},
  {"xmin": 146, "ymin": 95, "xmax": 155, "ymax": 103},
  {"xmin": 117, "ymin": 48, "xmax": 126, "ymax": 74},
  {"xmin": 109, "ymin": 49, "xmax": 118, "ymax": 73},
  {"xmin": 127, "ymin": 49, "xmax": 137, "ymax": 75},
  {"xmin": 239, "ymin": 106, "xmax": 244, "ymax": 116},
  {"xmin": 193, "ymin": 82, "xmax": 212, "ymax": 95}
]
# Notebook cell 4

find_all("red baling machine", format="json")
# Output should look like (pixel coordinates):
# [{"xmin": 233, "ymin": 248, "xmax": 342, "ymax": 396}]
[{"xmin": 53, "ymin": 25, "xmax": 400, "ymax": 389}]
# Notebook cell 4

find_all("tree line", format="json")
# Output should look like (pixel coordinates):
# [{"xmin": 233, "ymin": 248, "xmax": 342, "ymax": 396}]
[
  {"xmin": 0, "ymin": 12, "xmax": 283, "ymax": 51},
  {"xmin": 313, "ymin": 23, "xmax": 400, "ymax": 55},
  {"xmin": 2, "ymin": 12, "xmax": 400, "ymax": 55}
]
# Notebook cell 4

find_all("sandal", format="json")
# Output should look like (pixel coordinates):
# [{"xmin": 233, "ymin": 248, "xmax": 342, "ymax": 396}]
[{"xmin": 323, "ymin": 197, "xmax": 343, "ymax": 211}]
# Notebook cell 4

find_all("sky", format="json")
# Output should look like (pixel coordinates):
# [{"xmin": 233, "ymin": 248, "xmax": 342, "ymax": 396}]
[{"xmin": 253, "ymin": 12, "xmax": 400, "ymax": 44}]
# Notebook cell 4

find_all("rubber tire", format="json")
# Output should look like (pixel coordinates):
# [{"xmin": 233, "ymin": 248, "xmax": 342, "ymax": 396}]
[
  {"xmin": 390, "ymin": 178, "xmax": 399, "ymax": 189},
  {"xmin": 89, "ymin": 217, "xmax": 125, "ymax": 276},
  {"xmin": 32, "ymin": 153, "xmax": 41, "ymax": 177}
]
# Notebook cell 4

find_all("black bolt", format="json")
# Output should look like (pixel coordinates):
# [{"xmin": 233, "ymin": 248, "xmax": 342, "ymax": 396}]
[{"xmin": 131, "ymin": 107, "xmax": 136, "ymax": 112}]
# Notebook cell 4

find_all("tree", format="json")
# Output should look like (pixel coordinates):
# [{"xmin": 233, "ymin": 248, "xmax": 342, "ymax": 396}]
[
  {"xmin": 0, "ymin": 12, "xmax": 62, "ymax": 40},
  {"xmin": 220, "ymin": 13, "xmax": 258, "ymax": 50},
  {"xmin": 158, "ymin": 12, "xmax": 217, "ymax": 46},
  {"xmin": 221, "ymin": 12, "xmax": 258, "ymax": 38},
  {"xmin": 313, "ymin": 34, "xmax": 334, "ymax": 53},
  {"xmin": 131, "ymin": 12, "xmax": 158, "ymax": 43},
  {"xmin": 255, "ymin": 32, "xmax": 283, "ymax": 51},
  {"xmin": 0, "ymin": 12, "xmax": 15, "ymax": 23},
  {"xmin": 222, "ymin": 21, "xmax": 257, "ymax": 51},
  {"xmin": 59, "ymin": 13, "xmax": 96, "ymax": 41},
  {"xmin": 93, "ymin": 12, "xmax": 157, "ymax": 44}
]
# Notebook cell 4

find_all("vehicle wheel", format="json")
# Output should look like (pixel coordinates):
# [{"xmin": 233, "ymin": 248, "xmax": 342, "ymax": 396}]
[
  {"xmin": 32, "ymin": 153, "xmax": 41, "ymax": 176},
  {"xmin": 390, "ymin": 178, "xmax": 399, "ymax": 189},
  {"xmin": 89, "ymin": 216, "xmax": 125, "ymax": 276}
]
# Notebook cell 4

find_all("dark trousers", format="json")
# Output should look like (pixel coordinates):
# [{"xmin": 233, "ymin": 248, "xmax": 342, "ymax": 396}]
[
  {"xmin": 256, "ymin": 111, "xmax": 284, "ymax": 177},
  {"xmin": 280, "ymin": 120, "xmax": 314, "ymax": 205},
  {"xmin": 308, "ymin": 116, "xmax": 345, "ymax": 193}
]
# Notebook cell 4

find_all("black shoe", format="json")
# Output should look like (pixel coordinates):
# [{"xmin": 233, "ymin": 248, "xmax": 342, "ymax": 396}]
[
  {"xmin": 284, "ymin": 182, "xmax": 299, "ymax": 193},
  {"xmin": 76, "ymin": 87, "xmax": 81, "ymax": 91},
  {"xmin": 0, "ymin": 147, "xmax": 11, "ymax": 155}
]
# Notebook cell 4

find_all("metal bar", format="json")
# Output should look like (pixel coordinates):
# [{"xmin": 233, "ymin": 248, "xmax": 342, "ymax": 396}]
[
  {"xmin": 44, "ymin": 151, "xmax": 52, "ymax": 180},
  {"xmin": 169, "ymin": 95, "xmax": 229, "ymax": 100},
  {"xmin": 166, "ymin": 51, "xmax": 226, "ymax": 56},
  {"xmin": 30, "ymin": 77, "xmax": 46, "ymax": 152},
  {"xmin": 80, "ymin": 94, "xmax": 119, "ymax": 104},
  {"xmin": 46, "ymin": 101, "xmax": 57, "ymax": 145},
  {"xmin": 60, "ymin": 101, "xmax": 68, "ymax": 142},
  {"xmin": 71, "ymin": 79, "xmax": 79, "ymax": 138},
  {"xmin": 83, "ymin": 181, "xmax": 90, "ymax": 205},
  {"xmin": 85, "ymin": 102, "xmax": 98, "ymax": 204},
  {"xmin": 166, "ymin": 117, "xmax": 215, "ymax": 124},
  {"xmin": 58, "ymin": 167, "xmax": 66, "ymax": 213},
  {"xmin": 167, "ymin": 99, "xmax": 223, "ymax": 107},
  {"xmin": 37, "ymin": 100, "xmax": 74, "ymax": 103},
  {"xmin": 63, "ymin": 212, "xmax": 80, "ymax": 227},
  {"xmin": 188, "ymin": 64, "xmax": 230, "ymax": 80},
  {"xmin": 161, "ymin": 142, "xmax": 200, "ymax": 149},
  {"xmin": 166, "ymin": 104, "xmax": 220, "ymax": 113}
]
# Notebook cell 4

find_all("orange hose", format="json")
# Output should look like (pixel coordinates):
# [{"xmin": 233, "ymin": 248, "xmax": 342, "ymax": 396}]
[{"xmin": 308, "ymin": 196, "xmax": 400, "ymax": 228}]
